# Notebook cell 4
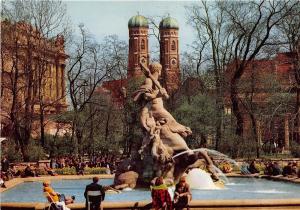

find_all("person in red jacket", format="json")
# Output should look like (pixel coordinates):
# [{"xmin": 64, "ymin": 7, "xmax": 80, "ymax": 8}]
[{"xmin": 151, "ymin": 176, "xmax": 172, "ymax": 210}]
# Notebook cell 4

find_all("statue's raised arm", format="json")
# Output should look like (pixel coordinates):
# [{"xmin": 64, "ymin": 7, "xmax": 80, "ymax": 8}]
[{"xmin": 139, "ymin": 61, "xmax": 169, "ymax": 100}]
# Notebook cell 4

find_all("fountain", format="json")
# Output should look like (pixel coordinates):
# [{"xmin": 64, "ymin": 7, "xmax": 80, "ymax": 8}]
[
  {"xmin": 113, "ymin": 61, "xmax": 220, "ymax": 189},
  {"xmin": 2, "ymin": 62, "xmax": 300, "ymax": 210},
  {"xmin": 185, "ymin": 168, "xmax": 220, "ymax": 190}
]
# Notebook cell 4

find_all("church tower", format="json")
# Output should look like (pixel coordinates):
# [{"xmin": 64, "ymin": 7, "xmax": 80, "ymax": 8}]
[
  {"xmin": 128, "ymin": 15, "xmax": 149, "ymax": 78},
  {"xmin": 159, "ymin": 16, "xmax": 180, "ymax": 95}
]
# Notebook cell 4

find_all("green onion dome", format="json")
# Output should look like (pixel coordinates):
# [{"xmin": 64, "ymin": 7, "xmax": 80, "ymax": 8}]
[
  {"xmin": 128, "ymin": 15, "xmax": 149, "ymax": 28},
  {"xmin": 159, "ymin": 17, "xmax": 179, "ymax": 29}
]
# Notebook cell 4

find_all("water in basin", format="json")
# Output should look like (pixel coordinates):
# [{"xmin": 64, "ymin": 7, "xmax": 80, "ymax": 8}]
[{"xmin": 1, "ymin": 177, "xmax": 300, "ymax": 202}]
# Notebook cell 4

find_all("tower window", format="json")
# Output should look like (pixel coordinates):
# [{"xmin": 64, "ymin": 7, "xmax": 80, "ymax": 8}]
[
  {"xmin": 141, "ymin": 39, "xmax": 145, "ymax": 50},
  {"xmin": 171, "ymin": 40, "xmax": 176, "ymax": 50}
]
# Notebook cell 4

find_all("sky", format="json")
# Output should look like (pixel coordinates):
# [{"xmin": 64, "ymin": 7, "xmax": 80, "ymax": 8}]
[{"xmin": 64, "ymin": 1, "xmax": 197, "ymax": 53}]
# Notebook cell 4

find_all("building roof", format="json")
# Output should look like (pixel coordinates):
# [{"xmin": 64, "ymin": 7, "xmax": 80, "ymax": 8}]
[
  {"xmin": 159, "ymin": 17, "xmax": 179, "ymax": 29},
  {"xmin": 128, "ymin": 15, "xmax": 149, "ymax": 28},
  {"xmin": 96, "ymin": 79, "xmax": 128, "ymax": 108}
]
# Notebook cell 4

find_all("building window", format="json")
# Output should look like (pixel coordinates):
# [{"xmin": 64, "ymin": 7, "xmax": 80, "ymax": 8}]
[
  {"xmin": 171, "ymin": 40, "xmax": 176, "ymax": 50},
  {"xmin": 225, "ymin": 107, "xmax": 231, "ymax": 115},
  {"xmin": 141, "ymin": 39, "xmax": 145, "ymax": 50}
]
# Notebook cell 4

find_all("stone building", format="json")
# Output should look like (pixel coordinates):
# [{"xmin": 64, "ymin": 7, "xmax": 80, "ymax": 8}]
[{"xmin": 1, "ymin": 20, "xmax": 68, "ymax": 138}]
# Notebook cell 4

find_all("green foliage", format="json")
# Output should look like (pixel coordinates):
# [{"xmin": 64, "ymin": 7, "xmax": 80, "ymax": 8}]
[
  {"xmin": 122, "ymin": 77, "xmax": 145, "ymax": 154},
  {"xmin": 27, "ymin": 140, "xmax": 47, "ymax": 161},
  {"xmin": 2, "ymin": 139, "xmax": 46, "ymax": 162},
  {"xmin": 54, "ymin": 167, "xmax": 77, "ymax": 175},
  {"xmin": 35, "ymin": 168, "xmax": 49, "ymax": 176},
  {"xmin": 218, "ymin": 131, "xmax": 257, "ymax": 158},
  {"xmin": 44, "ymin": 134, "xmax": 74, "ymax": 157},
  {"xmin": 173, "ymin": 93, "xmax": 217, "ymax": 148},
  {"xmin": 290, "ymin": 141, "xmax": 300, "ymax": 157},
  {"xmin": 1, "ymin": 140, "xmax": 23, "ymax": 162},
  {"xmin": 84, "ymin": 167, "xmax": 108, "ymax": 174},
  {"xmin": 54, "ymin": 167, "xmax": 108, "ymax": 175}
]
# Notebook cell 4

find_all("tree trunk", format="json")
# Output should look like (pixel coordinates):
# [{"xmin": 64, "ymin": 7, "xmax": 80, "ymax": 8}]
[
  {"xmin": 215, "ymin": 80, "xmax": 224, "ymax": 150},
  {"xmin": 104, "ymin": 109, "xmax": 111, "ymax": 143},
  {"xmin": 250, "ymin": 113, "xmax": 260, "ymax": 158},
  {"xmin": 40, "ymin": 107, "xmax": 45, "ymax": 147},
  {"xmin": 72, "ymin": 116, "xmax": 79, "ymax": 155},
  {"xmin": 295, "ymin": 87, "xmax": 300, "ymax": 143},
  {"xmin": 230, "ymin": 81, "xmax": 244, "ymax": 136},
  {"xmin": 20, "ymin": 142, "xmax": 30, "ymax": 162}
]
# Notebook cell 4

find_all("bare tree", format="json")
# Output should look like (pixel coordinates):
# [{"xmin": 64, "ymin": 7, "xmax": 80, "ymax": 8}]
[
  {"xmin": 277, "ymin": 2, "xmax": 300, "ymax": 142},
  {"xmin": 67, "ymin": 24, "xmax": 128, "ymax": 155},
  {"xmin": 186, "ymin": 1, "xmax": 234, "ymax": 149},
  {"xmin": 222, "ymin": 0, "xmax": 298, "ymax": 141}
]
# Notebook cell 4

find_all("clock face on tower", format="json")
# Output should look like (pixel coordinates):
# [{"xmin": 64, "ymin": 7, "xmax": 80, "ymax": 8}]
[
  {"xmin": 140, "ymin": 56, "xmax": 147, "ymax": 64},
  {"xmin": 171, "ymin": 58, "xmax": 177, "ymax": 66}
]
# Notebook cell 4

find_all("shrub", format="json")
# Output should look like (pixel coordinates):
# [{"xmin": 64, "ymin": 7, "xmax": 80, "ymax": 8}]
[
  {"xmin": 54, "ymin": 167, "xmax": 76, "ymax": 175},
  {"xmin": 2, "ymin": 141, "xmax": 23, "ymax": 162},
  {"xmin": 28, "ymin": 140, "xmax": 47, "ymax": 162},
  {"xmin": 36, "ymin": 168, "xmax": 49, "ymax": 176},
  {"xmin": 54, "ymin": 167, "xmax": 108, "ymax": 175},
  {"xmin": 291, "ymin": 142, "xmax": 300, "ymax": 158},
  {"xmin": 84, "ymin": 167, "xmax": 108, "ymax": 174}
]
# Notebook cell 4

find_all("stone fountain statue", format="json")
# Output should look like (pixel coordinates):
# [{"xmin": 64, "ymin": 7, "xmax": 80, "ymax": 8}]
[{"xmin": 113, "ymin": 61, "xmax": 219, "ymax": 189}]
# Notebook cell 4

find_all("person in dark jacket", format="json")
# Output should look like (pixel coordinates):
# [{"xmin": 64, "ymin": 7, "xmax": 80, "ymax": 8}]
[
  {"xmin": 1, "ymin": 156, "xmax": 10, "ymax": 172},
  {"xmin": 84, "ymin": 177, "xmax": 105, "ymax": 210},
  {"xmin": 249, "ymin": 160, "xmax": 259, "ymax": 174},
  {"xmin": 282, "ymin": 162, "xmax": 293, "ymax": 177}
]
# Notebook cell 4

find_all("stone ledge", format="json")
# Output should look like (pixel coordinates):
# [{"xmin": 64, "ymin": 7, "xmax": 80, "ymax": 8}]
[
  {"xmin": 0, "ymin": 174, "xmax": 114, "ymax": 193},
  {"xmin": 1, "ymin": 199, "xmax": 300, "ymax": 210}
]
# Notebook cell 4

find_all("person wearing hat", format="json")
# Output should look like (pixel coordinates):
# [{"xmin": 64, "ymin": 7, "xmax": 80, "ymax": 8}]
[
  {"xmin": 43, "ymin": 180, "xmax": 75, "ymax": 204},
  {"xmin": 173, "ymin": 176, "xmax": 192, "ymax": 210}
]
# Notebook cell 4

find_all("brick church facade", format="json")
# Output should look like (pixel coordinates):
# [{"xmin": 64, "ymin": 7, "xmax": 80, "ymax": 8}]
[
  {"xmin": 224, "ymin": 52, "xmax": 299, "ymax": 152},
  {"xmin": 99, "ymin": 15, "xmax": 181, "ymax": 106}
]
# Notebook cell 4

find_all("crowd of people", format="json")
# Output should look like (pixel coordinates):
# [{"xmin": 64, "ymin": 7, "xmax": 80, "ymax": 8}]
[
  {"xmin": 239, "ymin": 160, "xmax": 300, "ymax": 178},
  {"xmin": 49, "ymin": 154, "xmax": 120, "ymax": 175},
  {"xmin": 0, "ymin": 154, "xmax": 123, "ymax": 181},
  {"xmin": 0, "ymin": 154, "xmax": 125, "ymax": 190}
]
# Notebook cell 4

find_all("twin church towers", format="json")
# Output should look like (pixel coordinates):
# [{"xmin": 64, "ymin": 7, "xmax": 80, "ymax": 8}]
[{"xmin": 127, "ymin": 15, "xmax": 180, "ymax": 95}]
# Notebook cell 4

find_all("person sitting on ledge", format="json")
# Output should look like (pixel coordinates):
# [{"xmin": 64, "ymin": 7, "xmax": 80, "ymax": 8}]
[
  {"xmin": 248, "ymin": 160, "xmax": 259, "ymax": 174},
  {"xmin": 291, "ymin": 162, "xmax": 298, "ymax": 177},
  {"xmin": 240, "ymin": 162, "xmax": 251, "ymax": 175},
  {"xmin": 282, "ymin": 162, "xmax": 293, "ymax": 177},
  {"xmin": 24, "ymin": 164, "xmax": 36, "ymax": 177},
  {"xmin": 221, "ymin": 162, "xmax": 233, "ymax": 174},
  {"xmin": 272, "ymin": 162, "xmax": 282, "ymax": 176},
  {"xmin": 43, "ymin": 180, "xmax": 75, "ymax": 205},
  {"xmin": 44, "ymin": 166, "xmax": 58, "ymax": 176},
  {"xmin": 151, "ymin": 176, "xmax": 172, "ymax": 210},
  {"xmin": 264, "ymin": 162, "xmax": 273, "ymax": 176},
  {"xmin": 174, "ymin": 176, "xmax": 192, "ymax": 210}
]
